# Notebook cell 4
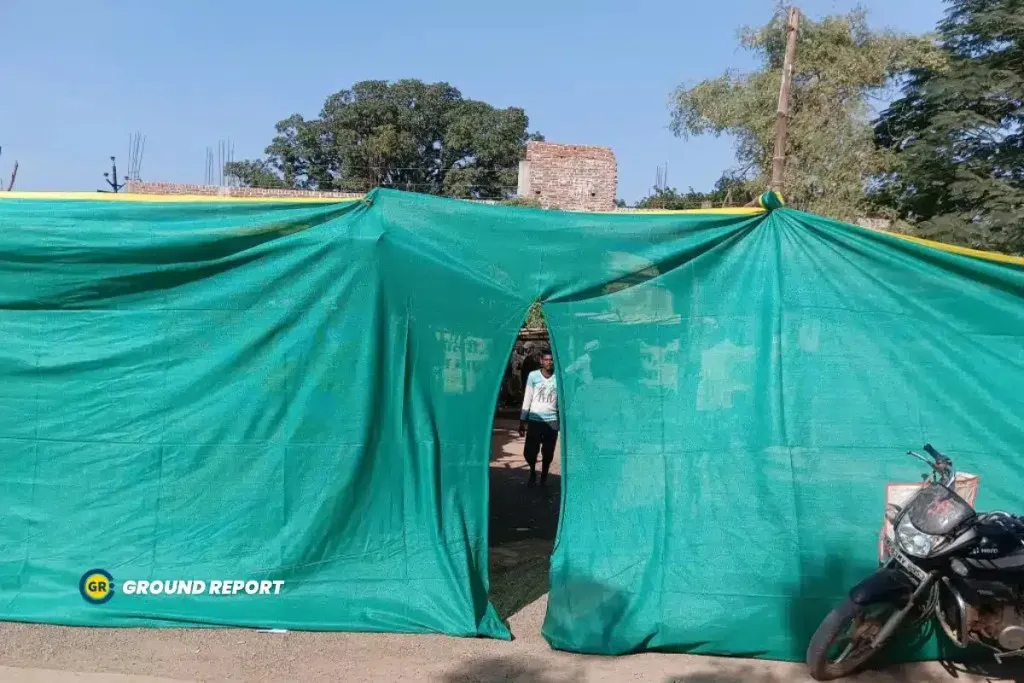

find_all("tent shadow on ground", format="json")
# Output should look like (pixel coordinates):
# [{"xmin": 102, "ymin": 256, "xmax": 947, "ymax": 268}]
[
  {"xmin": 665, "ymin": 668, "xmax": 792, "ymax": 683},
  {"xmin": 438, "ymin": 656, "xmax": 793, "ymax": 683},
  {"xmin": 440, "ymin": 659, "xmax": 802, "ymax": 683},
  {"xmin": 438, "ymin": 656, "xmax": 586, "ymax": 683},
  {"xmin": 938, "ymin": 658, "xmax": 1024, "ymax": 682},
  {"xmin": 489, "ymin": 421, "xmax": 561, "ymax": 621}
]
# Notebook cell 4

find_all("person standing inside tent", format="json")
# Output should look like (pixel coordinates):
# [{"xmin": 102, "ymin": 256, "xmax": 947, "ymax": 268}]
[{"xmin": 519, "ymin": 352, "xmax": 558, "ymax": 488}]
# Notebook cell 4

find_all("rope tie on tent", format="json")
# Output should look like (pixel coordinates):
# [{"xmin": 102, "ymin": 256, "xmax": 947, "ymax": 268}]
[{"xmin": 757, "ymin": 191, "xmax": 785, "ymax": 211}]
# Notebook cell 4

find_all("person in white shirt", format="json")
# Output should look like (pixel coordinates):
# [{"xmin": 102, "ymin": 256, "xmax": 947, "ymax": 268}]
[{"xmin": 519, "ymin": 352, "xmax": 559, "ymax": 488}]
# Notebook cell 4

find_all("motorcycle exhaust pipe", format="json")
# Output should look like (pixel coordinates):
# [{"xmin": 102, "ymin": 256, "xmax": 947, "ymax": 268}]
[{"xmin": 870, "ymin": 572, "xmax": 937, "ymax": 648}]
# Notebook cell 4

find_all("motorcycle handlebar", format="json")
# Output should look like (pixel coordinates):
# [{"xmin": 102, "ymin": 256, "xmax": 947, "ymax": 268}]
[{"xmin": 908, "ymin": 444, "xmax": 955, "ymax": 487}]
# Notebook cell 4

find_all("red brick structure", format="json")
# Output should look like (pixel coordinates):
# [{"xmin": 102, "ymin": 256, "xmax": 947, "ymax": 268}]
[
  {"xmin": 516, "ymin": 141, "xmax": 617, "ymax": 211},
  {"xmin": 125, "ymin": 181, "xmax": 362, "ymax": 200}
]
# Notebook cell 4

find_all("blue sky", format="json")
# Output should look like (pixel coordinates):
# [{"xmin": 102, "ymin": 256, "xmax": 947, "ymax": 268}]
[{"xmin": 1, "ymin": 0, "xmax": 945, "ymax": 202}]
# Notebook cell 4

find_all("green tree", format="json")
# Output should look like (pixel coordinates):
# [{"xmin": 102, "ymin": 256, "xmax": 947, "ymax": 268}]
[
  {"xmin": 874, "ymin": 0, "xmax": 1024, "ymax": 254},
  {"xmin": 670, "ymin": 7, "xmax": 940, "ymax": 220},
  {"xmin": 634, "ymin": 188, "xmax": 699, "ymax": 210},
  {"xmin": 222, "ymin": 160, "xmax": 287, "ymax": 190},
  {"xmin": 226, "ymin": 80, "xmax": 543, "ymax": 200},
  {"xmin": 634, "ymin": 174, "xmax": 755, "ymax": 209}
]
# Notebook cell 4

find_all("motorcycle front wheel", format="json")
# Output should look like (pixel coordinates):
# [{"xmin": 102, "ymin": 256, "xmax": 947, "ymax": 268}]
[{"xmin": 806, "ymin": 596, "xmax": 902, "ymax": 681}]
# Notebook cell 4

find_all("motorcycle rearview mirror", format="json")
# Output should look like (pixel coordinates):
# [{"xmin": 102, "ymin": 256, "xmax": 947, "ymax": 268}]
[{"xmin": 885, "ymin": 504, "xmax": 902, "ymax": 523}]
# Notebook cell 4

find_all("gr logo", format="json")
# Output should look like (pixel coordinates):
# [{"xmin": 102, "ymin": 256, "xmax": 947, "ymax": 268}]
[{"xmin": 79, "ymin": 569, "xmax": 115, "ymax": 604}]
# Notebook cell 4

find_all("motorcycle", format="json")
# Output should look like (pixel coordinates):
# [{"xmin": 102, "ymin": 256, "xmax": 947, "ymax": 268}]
[{"xmin": 806, "ymin": 444, "xmax": 1024, "ymax": 680}]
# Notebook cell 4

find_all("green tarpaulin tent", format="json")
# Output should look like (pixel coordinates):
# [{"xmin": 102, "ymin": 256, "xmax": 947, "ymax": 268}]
[{"xmin": 0, "ymin": 188, "xmax": 1022, "ymax": 662}]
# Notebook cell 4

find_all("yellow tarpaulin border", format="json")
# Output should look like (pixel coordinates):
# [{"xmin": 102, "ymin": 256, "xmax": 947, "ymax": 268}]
[
  {"xmin": 596, "ymin": 207, "xmax": 766, "ymax": 216},
  {"xmin": 858, "ymin": 224, "xmax": 1024, "ymax": 267}
]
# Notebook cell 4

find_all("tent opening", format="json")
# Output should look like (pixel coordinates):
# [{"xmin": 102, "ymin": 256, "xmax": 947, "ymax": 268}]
[{"xmin": 488, "ymin": 327, "xmax": 562, "ymax": 621}]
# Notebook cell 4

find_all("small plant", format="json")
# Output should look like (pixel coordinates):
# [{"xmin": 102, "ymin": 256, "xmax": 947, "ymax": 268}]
[{"xmin": 500, "ymin": 197, "xmax": 543, "ymax": 209}]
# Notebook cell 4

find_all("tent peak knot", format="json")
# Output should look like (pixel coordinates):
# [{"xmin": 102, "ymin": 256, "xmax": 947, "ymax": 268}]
[{"xmin": 757, "ymin": 191, "xmax": 785, "ymax": 211}]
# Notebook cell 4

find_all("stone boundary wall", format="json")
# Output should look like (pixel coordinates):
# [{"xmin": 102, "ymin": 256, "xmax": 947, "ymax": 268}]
[{"xmin": 125, "ymin": 181, "xmax": 362, "ymax": 200}]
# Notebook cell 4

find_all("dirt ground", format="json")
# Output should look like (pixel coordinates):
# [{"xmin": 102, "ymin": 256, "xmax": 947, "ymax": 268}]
[{"xmin": 0, "ymin": 420, "xmax": 1015, "ymax": 682}]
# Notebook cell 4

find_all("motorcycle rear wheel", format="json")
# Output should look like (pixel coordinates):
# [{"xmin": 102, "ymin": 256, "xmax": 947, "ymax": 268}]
[{"xmin": 806, "ymin": 597, "xmax": 900, "ymax": 681}]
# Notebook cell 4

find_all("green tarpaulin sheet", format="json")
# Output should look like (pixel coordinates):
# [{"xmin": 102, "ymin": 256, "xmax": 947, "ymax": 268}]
[{"xmin": 0, "ymin": 188, "xmax": 1022, "ymax": 662}]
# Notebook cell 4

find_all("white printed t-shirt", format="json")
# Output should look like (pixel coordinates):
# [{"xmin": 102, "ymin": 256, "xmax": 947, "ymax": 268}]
[{"xmin": 520, "ymin": 370, "xmax": 559, "ymax": 431}]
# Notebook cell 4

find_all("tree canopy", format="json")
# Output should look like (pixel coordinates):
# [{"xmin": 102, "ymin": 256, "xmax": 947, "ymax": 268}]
[
  {"xmin": 671, "ymin": 8, "xmax": 941, "ymax": 220},
  {"xmin": 633, "ymin": 174, "xmax": 755, "ymax": 209},
  {"xmin": 225, "ymin": 80, "xmax": 542, "ymax": 200},
  {"xmin": 874, "ymin": 0, "xmax": 1024, "ymax": 254}
]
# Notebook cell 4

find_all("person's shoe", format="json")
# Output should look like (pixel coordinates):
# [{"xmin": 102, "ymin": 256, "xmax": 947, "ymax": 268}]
[{"xmin": 527, "ymin": 472, "xmax": 537, "ymax": 488}]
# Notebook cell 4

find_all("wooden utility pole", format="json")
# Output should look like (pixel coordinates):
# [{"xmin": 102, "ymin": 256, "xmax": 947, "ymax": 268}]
[{"xmin": 770, "ymin": 7, "xmax": 800, "ymax": 195}]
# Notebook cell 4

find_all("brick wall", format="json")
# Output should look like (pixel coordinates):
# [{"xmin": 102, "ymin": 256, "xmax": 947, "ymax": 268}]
[
  {"xmin": 125, "ymin": 181, "xmax": 362, "ymax": 200},
  {"xmin": 516, "ymin": 142, "xmax": 617, "ymax": 211}
]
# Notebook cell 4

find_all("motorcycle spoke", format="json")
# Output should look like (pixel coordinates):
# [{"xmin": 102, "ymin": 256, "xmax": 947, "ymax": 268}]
[
  {"xmin": 833, "ymin": 640, "xmax": 857, "ymax": 664},
  {"xmin": 827, "ymin": 606, "xmax": 888, "ymax": 665}
]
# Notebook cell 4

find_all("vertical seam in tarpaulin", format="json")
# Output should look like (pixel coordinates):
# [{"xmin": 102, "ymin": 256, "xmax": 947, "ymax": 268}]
[
  {"xmin": 658, "ymin": 355, "xmax": 669, "ymax": 643},
  {"xmin": 16, "ymin": 333, "xmax": 42, "ymax": 608},
  {"xmin": 773, "ymin": 211, "xmax": 803, "ymax": 614},
  {"xmin": 657, "ymin": 271, "xmax": 670, "ymax": 644},
  {"xmin": 15, "ymin": 239, "xmax": 47, "ymax": 606},
  {"xmin": 157, "ymin": 251, "xmax": 184, "ymax": 582},
  {"xmin": 771, "ymin": 214, "xmax": 789, "ymax": 447},
  {"xmin": 148, "ymin": 287, "xmax": 174, "ymax": 587},
  {"xmin": 400, "ymin": 300, "xmax": 413, "ymax": 628}
]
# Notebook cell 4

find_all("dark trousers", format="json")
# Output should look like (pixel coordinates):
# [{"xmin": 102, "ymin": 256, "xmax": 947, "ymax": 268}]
[{"xmin": 524, "ymin": 420, "xmax": 558, "ymax": 478}]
